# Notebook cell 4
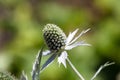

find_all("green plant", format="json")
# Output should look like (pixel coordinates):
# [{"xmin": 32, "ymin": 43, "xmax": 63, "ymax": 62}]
[{"xmin": 0, "ymin": 24, "xmax": 115, "ymax": 80}]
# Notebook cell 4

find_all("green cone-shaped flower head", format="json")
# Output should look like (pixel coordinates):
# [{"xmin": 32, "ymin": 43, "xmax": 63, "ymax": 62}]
[{"xmin": 43, "ymin": 24, "xmax": 66, "ymax": 52}]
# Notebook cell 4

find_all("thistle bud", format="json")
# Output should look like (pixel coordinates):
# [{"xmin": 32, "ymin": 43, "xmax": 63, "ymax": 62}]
[{"xmin": 43, "ymin": 24, "xmax": 66, "ymax": 52}]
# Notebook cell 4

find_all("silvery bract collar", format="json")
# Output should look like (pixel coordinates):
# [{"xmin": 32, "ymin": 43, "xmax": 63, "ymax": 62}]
[{"xmin": 41, "ymin": 24, "xmax": 91, "ymax": 70}]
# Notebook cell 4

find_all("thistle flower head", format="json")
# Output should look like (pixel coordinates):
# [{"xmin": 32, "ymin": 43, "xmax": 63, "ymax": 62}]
[
  {"xmin": 41, "ymin": 23, "xmax": 90, "ymax": 70},
  {"xmin": 41, "ymin": 25, "xmax": 114, "ymax": 80},
  {"xmin": 43, "ymin": 24, "xmax": 66, "ymax": 52}
]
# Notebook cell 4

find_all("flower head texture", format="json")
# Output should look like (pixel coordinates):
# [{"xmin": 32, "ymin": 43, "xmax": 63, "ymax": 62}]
[
  {"xmin": 43, "ymin": 24, "xmax": 66, "ymax": 52},
  {"xmin": 41, "ymin": 24, "xmax": 90, "ymax": 70}
]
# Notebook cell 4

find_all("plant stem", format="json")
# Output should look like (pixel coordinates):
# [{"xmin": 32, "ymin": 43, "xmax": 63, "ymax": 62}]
[
  {"xmin": 67, "ymin": 58, "xmax": 85, "ymax": 80},
  {"xmin": 91, "ymin": 62, "xmax": 115, "ymax": 80}
]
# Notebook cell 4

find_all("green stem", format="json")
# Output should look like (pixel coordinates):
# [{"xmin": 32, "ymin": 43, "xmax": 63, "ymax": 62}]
[
  {"xmin": 91, "ymin": 62, "xmax": 115, "ymax": 80},
  {"xmin": 67, "ymin": 58, "xmax": 85, "ymax": 80}
]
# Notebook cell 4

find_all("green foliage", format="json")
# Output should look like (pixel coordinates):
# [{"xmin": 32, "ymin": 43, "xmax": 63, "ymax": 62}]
[
  {"xmin": 0, "ymin": 72, "xmax": 17, "ymax": 80},
  {"xmin": 0, "ymin": 0, "xmax": 120, "ymax": 80}
]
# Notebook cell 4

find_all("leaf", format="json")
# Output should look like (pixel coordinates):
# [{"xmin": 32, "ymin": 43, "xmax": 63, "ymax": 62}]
[
  {"xmin": 32, "ymin": 47, "xmax": 43, "ymax": 80},
  {"xmin": 66, "ymin": 29, "xmax": 79, "ymax": 45},
  {"xmin": 42, "ymin": 50, "xmax": 51, "ymax": 56},
  {"xmin": 20, "ymin": 71, "xmax": 28, "ymax": 80},
  {"xmin": 41, "ymin": 53, "xmax": 57, "ymax": 71},
  {"xmin": 65, "ymin": 41, "xmax": 91, "ymax": 50},
  {"xmin": 58, "ymin": 51, "xmax": 68, "ymax": 68},
  {"xmin": 69, "ymin": 28, "xmax": 90, "ymax": 45}
]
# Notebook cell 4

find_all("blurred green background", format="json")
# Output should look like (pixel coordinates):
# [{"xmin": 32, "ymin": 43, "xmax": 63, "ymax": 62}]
[{"xmin": 0, "ymin": 0, "xmax": 120, "ymax": 80}]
